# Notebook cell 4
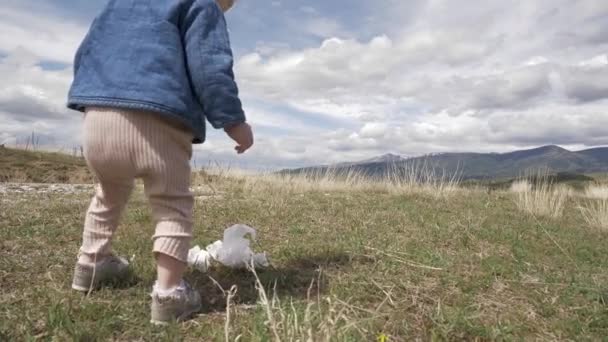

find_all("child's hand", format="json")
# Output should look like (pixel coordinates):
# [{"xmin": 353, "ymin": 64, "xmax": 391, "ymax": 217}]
[{"xmin": 224, "ymin": 122, "xmax": 254, "ymax": 154}]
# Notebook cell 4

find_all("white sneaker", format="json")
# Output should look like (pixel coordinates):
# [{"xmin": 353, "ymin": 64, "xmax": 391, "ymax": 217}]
[
  {"xmin": 72, "ymin": 255, "xmax": 130, "ymax": 292},
  {"xmin": 150, "ymin": 280, "xmax": 202, "ymax": 325}
]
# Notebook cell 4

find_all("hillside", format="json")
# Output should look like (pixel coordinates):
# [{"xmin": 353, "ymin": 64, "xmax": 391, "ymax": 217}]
[
  {"xmin": 287, "ymin": 145, "xmax": 608, "ymax": 180},
  {"xmin": 0, "ymin": 147, "xmax": 93, "ymax": 183}
]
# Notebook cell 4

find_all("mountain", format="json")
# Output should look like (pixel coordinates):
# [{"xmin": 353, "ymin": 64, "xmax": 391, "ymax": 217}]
[
  {"xmin": 577, "ymin": 147, "xmax": 608, "ymax": 164},
  {"xmin": 355, "ymin": 153, "xmax": 407, "ymax": 164},
  {"xmin": 331, "ymin": 153, "xmax": 407, "ymax": 167},
  {"xmin": 285, "ymin": 145, "xmax": 608, "ymax": 180}
]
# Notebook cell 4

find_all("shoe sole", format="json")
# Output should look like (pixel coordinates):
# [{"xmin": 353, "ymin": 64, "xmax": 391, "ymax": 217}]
[
  {"xmin": 72, "ymin": 283, "xmax": 93, "ymax": 292},
  {"xmin": 71, "ymin": 268, "xmax": 131, "ymax": 293},
  {"xmin": 149, "ymin": 303, "xmax": 203, "ymax": 326}
]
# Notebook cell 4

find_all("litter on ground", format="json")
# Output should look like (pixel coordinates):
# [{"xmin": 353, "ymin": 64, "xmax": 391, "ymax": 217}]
[{"xmin": 187, "ymin": 224, "xmax": 269, "ymax": 272}]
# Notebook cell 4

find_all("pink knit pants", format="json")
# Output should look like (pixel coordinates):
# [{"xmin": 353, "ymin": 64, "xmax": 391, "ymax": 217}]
[{"xmin": 80, "ymin": 107, "xmax": 194, "ymax": 263}]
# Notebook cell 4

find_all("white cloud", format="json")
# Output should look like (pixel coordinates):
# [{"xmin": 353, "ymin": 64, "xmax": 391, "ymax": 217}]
[
  {"xmin": 360, "ymin": 123, "xmax": 388, "ymax": 139},
  {"xmin": 230, "ymin": 0, "xmax": 608, "ymax": 167},
  {"xmin": 1, "ymin": 0, "xmax": 608, "ymax": 168},
  {"xmin": 302, "ymin": 17, "xmax": 349, "ymax": 39},
  {"xmin": 560, "ymin": 56, "xmax": 608, "ymax": 103},
  {"xmin": 309, "ymin": 102, "xmax": 608, "ymax": 159},
  {"xmin": 0, "ymin": 5, "xmax": 87, "ymax": 63},
  {"xmin": 0, "ymin": 47, "xmax": 79, "ymax": 146}
]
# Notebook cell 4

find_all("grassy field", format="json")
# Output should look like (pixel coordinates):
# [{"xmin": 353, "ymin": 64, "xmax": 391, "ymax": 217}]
[
  {"xmin": 0, "ymin": 147, "xmax": 93, "ymax": 183},
  {"xmin": 1, "ymin": 150, "xmax": 608, "ymax": 341}
]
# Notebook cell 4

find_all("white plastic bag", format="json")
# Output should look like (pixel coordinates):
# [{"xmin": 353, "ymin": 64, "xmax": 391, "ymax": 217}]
[
  {"xmin": 187, "ymin": 245, "xmax": 212, "ymax": 272},
  {"xmin": 188, "ymin": 224, "xmax": 269, "ymax": 272}
]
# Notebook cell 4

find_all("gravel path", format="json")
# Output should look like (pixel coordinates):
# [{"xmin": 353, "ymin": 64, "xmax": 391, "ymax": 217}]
[
  {"xmin": 0, "ymin": 183, "xmax": 95, "ymax": 194},
  {"xmin": 0, "ymin": 183, "xmax": 220, "ymax": 197}
]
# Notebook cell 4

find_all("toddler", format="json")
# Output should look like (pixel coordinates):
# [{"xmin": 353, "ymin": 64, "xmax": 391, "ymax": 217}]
[{"xmin": 67, "ymin": 0, "xmax": 252, "ymax": 324}]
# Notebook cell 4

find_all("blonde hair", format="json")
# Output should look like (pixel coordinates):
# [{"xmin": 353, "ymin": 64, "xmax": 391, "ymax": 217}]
[{"xmin": 216, "ymin": 0, "xmax": 236, "ymax": 12}]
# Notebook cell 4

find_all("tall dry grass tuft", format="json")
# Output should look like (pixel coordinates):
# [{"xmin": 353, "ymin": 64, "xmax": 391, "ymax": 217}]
[
  {"xmin": 579, "ymin": 199, "xmax": 608, "ymax": 231},
  {"xmin": 384, "ymin": 161, "xmax": 461, "ymax": 197},
  {"xmin": 583, "ymin": 184, "xmax": 608, "ymax": 200},
  {"xmin": 515, "ymin": 176, "xmax": 570, "ymax": 218},
  {"xmin": 200, "ymin": 161, "xmax": 461, "ymax": 198}
]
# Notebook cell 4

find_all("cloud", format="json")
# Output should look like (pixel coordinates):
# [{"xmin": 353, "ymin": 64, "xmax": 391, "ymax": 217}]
[
  {"xmin": 1, "ymin": 0, "xmax": 608, "ymax": 169},
  {"xmin": 0, "ymin": 4, "xmax": 87, "ymax": 63},
  {"xmin": 463, "ymin": 66, "xmax": 552, "ymax": 111},
  {"xmin": 315, "ymin": 102, "xmax": 608, "ymax": 158},
  {"xmin": 302, "ymin": 17, "xmax": 349, "ymax": 39},
  {"xmin": 236, "ymin": 31, "xmax": 606, "ymax": 121},
  {"xmin": 560, "ymin": 56, "xmax": 608, "ymax": 103},
  {"xmin": 0, "ymin": 47, "xmax": 79, "ymax": 146},
  {"xmin": 483, "ymin": 104, "xmax": 608, "ymax": 146},
  {"xmin": 359, "ymin": 123, "xmax": 388, "ymax": 139}
]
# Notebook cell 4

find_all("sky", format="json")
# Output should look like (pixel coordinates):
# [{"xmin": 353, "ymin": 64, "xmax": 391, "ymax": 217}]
[{"xmin": 1, "ymin": 0, "xmax": 607, "ymax": 169}]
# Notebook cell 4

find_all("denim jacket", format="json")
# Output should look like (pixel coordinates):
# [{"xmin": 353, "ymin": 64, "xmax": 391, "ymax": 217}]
[{"xmin": 67, "ymin": 0, "xmax": 246, "ymax": 143}]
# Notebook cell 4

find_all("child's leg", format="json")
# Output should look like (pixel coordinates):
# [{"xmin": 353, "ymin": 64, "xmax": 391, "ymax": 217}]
[
  {"xmin": 79, "ymin": 108, "xmax": 136, "ymax": 264},
  {"xmin": 144, "ymin": 167, "xmax": 193, "ymax": 289},
  {"xmin": 136, "ymin": 116, "xmax": 195, "ymax": 290},
  {"xmin": 156, "ymin": 253, "xmax": 187, "ymax": 289},
  {"xmin": 79, "ymin": 179, "xmax": 134, "ymax": 264},
  {"xmin": 146, "ymin": 178, "xmax": 193, "ymax": 290}
]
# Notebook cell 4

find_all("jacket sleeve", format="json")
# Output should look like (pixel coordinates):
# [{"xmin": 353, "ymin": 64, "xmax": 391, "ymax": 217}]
[{"xmin": 182, "ymin": 0, "xmax": 246, "ymax": 129}]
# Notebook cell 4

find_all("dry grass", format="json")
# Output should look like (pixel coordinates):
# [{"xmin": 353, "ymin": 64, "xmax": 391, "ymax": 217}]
[
  {"xmin": 2, "ymin": 174, "xmax": 607, "ymax": 340},
  {"xmin": 0, "ymin": 147, "xmax": 93, "ymax": 183},
  {"xmin": 583, "ymin": 184, "xmax": 608, "ymax": 200},
  {"xmin": 2, "ymin": 149, "xmax": 608, "ymax": 340},
  {"xmin": 199, "ymin": 162, "xmax": 461, "ymax": 199},
  {"xmin": 579, "ymin": 199, "xmax": 608, "ymax": 231},
  {"xmin": 249, "ymin": 265, "xmax": 373, "ymax": 342},
  {"xmin": 509, "ymin": 180, "xmax": 532, "ymax": 193},
  {"xmin": 514, "ymin": 179, "xmax": 570, "ymax": 218}
]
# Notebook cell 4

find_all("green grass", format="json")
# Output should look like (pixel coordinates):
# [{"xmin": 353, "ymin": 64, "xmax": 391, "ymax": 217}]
[
  {"xmin": 1, "ymin": 173, "xmax": 608, "ymax": 341},
  {"xmin": 1, "ymin": 148, "xmax": 607, "ymax": 340}
]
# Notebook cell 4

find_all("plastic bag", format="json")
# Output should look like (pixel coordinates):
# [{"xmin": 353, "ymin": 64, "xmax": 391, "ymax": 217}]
[
  {"xmin": 187, "ymin": 245, "xmax": 213, "ymax": 273},
  {"xmin": 188, "ymin": 224, "xmax": 269, "ymax": 272}
]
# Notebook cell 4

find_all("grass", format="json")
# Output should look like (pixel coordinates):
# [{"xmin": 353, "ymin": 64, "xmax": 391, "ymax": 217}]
[
  {"xmin": 579, "ymin": 200, "xmax": 608, "ymax": 231},
  {"xmin": 509, "ymin": 180, "xmax": 532, "ymax": 194},
  {"xmin": 1, "ymin": 150, "xmax": 608, "ymax": 340},
  {"xmin": 0, "ymin": 147, "xmax": 93, "ymax": 183},
  {"xmin": 584, "ymin": 184, "xmax": 608, "ymax": 200},
  {"xmin": 513, "ymin": 179, "xmax": 570, "ymax": 218},
  {"xmin": 206, "ymin": 162, "xmax": 461, "ymax": 198}
]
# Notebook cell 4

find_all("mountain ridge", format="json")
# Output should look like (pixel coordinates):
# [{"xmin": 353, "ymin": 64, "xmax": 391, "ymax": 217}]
[{"xmin": 286, "ymin": 145, "xmax": 608, "ymax": 180}]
